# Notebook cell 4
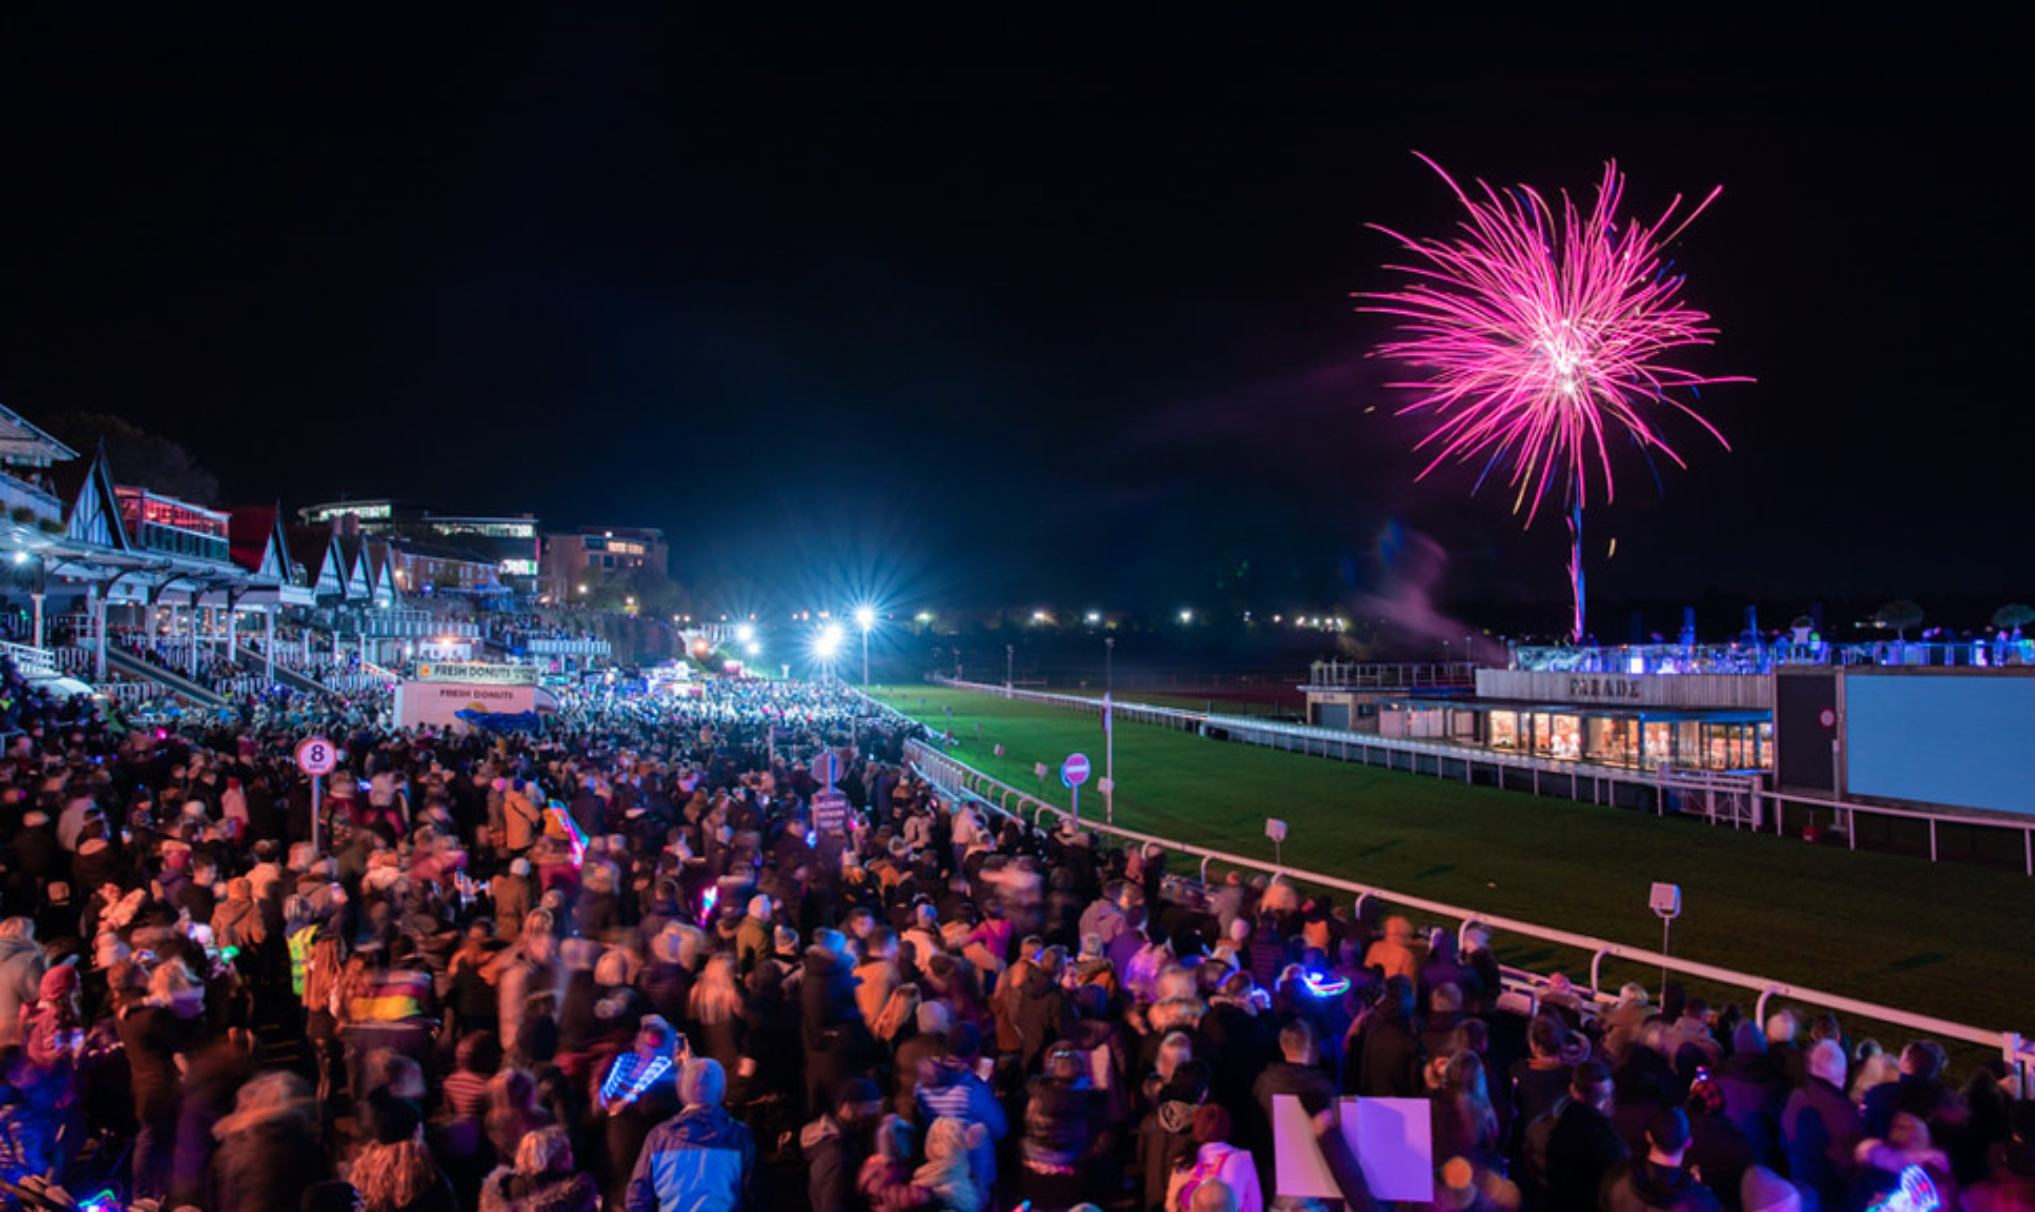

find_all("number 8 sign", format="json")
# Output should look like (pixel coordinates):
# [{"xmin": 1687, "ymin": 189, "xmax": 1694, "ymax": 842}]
[{"xmin": 295, "ymin": 736, "xmax": 338, "ymax": 776}]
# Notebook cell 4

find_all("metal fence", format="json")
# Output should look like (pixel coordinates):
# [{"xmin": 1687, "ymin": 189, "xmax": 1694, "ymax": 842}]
[
  {"xmin": 898, "ymin": 734, "xmax": 2035, "ymax": 1077},
  {"xmin": 944, "ymin": 678, "xmax": 2035, "ymax": 875}
]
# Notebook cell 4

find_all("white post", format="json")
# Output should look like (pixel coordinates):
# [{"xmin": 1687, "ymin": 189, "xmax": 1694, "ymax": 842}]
[
  {"xmin": 226, "ymin": 603, "xmax": 237, "ymax": 664},
  {"xmin": 264, "ymin": 607, "xmax": 275, "ymax": 683},
  {"xmin": 93, "ymin": 587, "xmax": 106, "ymax": 683},
  {"xmin": 146, "ymin": 594, "xmax": 158, "ymax": 647},
  {"xmin": 30, "ymin": 592, "xmax": 44, "ymax": 650}
]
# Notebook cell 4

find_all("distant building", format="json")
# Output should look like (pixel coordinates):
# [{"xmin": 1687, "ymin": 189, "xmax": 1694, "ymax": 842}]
[
  {"xmin": 541, "ymin": 526, "xmax": 668, "ymax": 601},
  {"xmin": 297, "ymin": 498, "xmax": 540, "ymax": 591},
  {"xmin": 368, "ymin": 538, "xmax": 502, "ymax": 596}
]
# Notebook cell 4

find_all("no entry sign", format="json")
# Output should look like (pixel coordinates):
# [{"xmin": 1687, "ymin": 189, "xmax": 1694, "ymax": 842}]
[{"xmin": 1061, "ymin": 753, "xmax": 1091, "ymax": 788}]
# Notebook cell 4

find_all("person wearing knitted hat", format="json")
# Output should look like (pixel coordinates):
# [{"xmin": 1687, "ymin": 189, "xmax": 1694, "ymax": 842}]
[
  {"xmin": 22, "ymin": 961, "xmax": 83, "ymax": 1071},
  {"xmin": 625, "ymin": 1059, "xmax": 756, "ymax": 1212},
  {"xmin": 733, "ymin": 894, "xmax": 772, "ymax": 976}
]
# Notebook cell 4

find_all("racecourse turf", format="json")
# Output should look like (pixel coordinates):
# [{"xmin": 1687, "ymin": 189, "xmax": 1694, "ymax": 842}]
[{"xmin": 873, "ymin": 684, "xmax": 2035, "ymax": 1052}]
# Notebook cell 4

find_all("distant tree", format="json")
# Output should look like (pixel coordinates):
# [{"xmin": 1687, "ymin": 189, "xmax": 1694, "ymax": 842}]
[
  {"xmin": 1992, "ymin": 603, "xmax": 2035, "ymax": 632},
  {"xmin": 1873, "ymin": 599, "xmax": 1924, "ymax": 641},
  {"xmin": 43, "ymin": 412, "xmax": 221, "ymax": 505}
]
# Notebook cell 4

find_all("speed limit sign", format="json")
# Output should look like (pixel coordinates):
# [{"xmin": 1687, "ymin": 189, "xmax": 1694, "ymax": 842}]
[{"xmin": 295, "ymin": 736, "xmax": 338, "ymax": 776}]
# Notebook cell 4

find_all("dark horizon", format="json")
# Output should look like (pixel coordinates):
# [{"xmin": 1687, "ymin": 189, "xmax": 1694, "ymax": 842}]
[{"xmin": 1, "ymin": 14, "xmax": 2026, "ymax": 627}]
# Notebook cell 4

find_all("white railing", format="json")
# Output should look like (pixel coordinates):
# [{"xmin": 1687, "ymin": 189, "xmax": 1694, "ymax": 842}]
[
  {"xmin": 939, "ymin": 677, "xmax": 1755, "ymax": 811},
  {"xmin": 901, "ymin": 736, "xmax": 2033, "ymax": 1074},
  {"xmin": 0, "ymin": 639, "xmax": 57, "ymax": 678},
  {"xmin": 949, "ymin": 677, "xmax": 2035, "ymax": 872}
]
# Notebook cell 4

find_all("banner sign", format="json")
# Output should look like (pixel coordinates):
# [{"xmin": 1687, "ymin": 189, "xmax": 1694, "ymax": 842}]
[{"xmin": 416, "ymin": 662, "xmax": 539, "ymax": 686}]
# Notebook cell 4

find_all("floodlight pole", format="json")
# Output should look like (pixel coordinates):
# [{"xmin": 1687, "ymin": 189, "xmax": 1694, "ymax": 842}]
[{"xmin": 1105, "ymin": 637, "xmax": 1115, "ymax": 825}]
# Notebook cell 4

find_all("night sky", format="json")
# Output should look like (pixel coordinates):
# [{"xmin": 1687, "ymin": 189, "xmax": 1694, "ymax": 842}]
[{"xmin": 0, "ymin": 14, "xmax": 2026, "ymax": 628}]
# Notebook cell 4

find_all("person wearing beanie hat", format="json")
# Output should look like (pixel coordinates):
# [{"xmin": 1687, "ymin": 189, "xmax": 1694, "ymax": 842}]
[
  {"xmin": 625, "ymin": 1058, "xmax": 756, "ymax": 1212},
  {"xmin": 733, "ymin": 895, "xmax": 772, "ymax": 976},
  {"xmin": 22, "ymin": 960, "xmax": 83, "ymax": 1073}
]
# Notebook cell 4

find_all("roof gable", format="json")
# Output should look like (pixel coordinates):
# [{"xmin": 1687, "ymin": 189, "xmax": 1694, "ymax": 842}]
[{"xmin": 59, "ymin": 447, "xmax": 133, "ymax": 552}]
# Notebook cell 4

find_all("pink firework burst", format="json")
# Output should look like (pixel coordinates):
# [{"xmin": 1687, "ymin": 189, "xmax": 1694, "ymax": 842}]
[{"xmin": 1359, "ymin": 154, "xmax": 1749, "ymax": 638}]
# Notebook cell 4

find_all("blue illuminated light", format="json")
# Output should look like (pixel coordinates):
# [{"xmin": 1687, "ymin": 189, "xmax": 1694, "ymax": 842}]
[
  {"xmin": 1868, "ymin": 1165, "xmax": 1940, "ymax": 1212},
  {"xmin": 1301, "ymin": 971, "xmax": 1349, "ymax": 997}
]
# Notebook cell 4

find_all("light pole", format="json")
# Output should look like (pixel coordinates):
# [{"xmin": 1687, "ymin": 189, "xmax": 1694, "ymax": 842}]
[
  {"xmin": 854, "ymin": 606, "xmax": 876, "ymax": 688},
  {"xmin": 1005, "ymin": 644, "xmax": 1014, "ymax": 695},
  {"xmin": 1104, "ymin": 636, "xmax": 1116, "ymax": 824}
]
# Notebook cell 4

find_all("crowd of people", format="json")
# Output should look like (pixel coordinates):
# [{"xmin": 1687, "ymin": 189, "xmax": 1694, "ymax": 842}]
[{"xmin": 0, "ymin": 659, "xmax": 2030, "ymax": 1212}]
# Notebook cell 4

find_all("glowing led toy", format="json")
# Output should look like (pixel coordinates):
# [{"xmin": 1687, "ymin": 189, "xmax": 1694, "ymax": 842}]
[
  {"xmin": 1361, "ymin": 154, "xmax": 1747, "ymax": 640},
  {"xmin": 1868, "ymin": 1166, "xmax": 1940, "ymax": 1212},
  {"xmin": 698, "ymin": 885, "xmax": 719, "ymax": 926},
  {"xmin": 546, "ymin": 802, "xmax": 588, "ymax": 868},
  {"xmin": 1300, "ymin": 971, "xmax": 1349, "ymax": 998},
  {"xmin": 598, "ymin": 1053, "xmax": 672, "ymax": 1109}
]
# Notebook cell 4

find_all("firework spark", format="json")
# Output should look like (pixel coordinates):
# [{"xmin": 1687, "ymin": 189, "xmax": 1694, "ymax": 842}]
[{"xmin": 1360, "ymin": 154, "xmax": 1747, "ymax": 639}]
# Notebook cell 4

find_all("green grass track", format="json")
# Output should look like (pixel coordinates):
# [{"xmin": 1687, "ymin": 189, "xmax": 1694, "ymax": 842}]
[{"xmin": 874, "ymin": 684, "xmax": 2035, "ymax": 1051}]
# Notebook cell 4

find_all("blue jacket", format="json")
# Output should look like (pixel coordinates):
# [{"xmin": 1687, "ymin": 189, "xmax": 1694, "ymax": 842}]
[{"xmin": 624, "ymin": 1106, "xmax": 756, "ymax": 1212}]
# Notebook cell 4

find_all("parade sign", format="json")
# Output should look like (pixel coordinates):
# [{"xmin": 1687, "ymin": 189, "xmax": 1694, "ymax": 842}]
[{"xmin": 812, "ymin": 788, "xmax": 851, "ymax": 836}]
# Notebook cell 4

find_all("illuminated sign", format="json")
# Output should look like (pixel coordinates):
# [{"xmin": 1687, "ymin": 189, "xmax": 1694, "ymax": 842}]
[{"xmin": 415, "ymin": 662, "xmax": 538, "ymax": 686}]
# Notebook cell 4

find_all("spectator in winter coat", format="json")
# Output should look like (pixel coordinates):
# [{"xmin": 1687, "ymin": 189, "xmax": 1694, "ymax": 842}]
[
  {"xmin": 1363, "ymin": 916, "xmax": 1420, "ymax": 985},
  {"xmin": 914, "ymin": 1116, "xmax": 990, "ymax": 1212},
  {"xmin": 1782, "ymin": 1038, "xmax": 1862, "ymax": 1210},
  {"xmin": 1599, "ymin": 1108, "xmax": 1722, "ymax": 1212},
  {"xmin": 478, "ymin": 1126, "xmax": 598, "ymax": 1212},
  {"xmin": 917, "ymin": 1023, "xmax": 1006, "ymax": 1189},
  {"xmin": 802, "ymin": 1077, "xmax": 885, "ymax": 1212},
  {"xmin": 1172, "ymin": 1104, "xmax": 1262, "ymax": 1212},
  {"xmin": 626, "ymin": 1059, "xmax": 757, "ymax": 1212},
  {"xmin": 208, "ymin": 1071, "xmax": 330, "ymax": 1212},
  {"xmin": 1523, "ymin": 1061, "xmax": 1628, "ymax": 1212},
  {"xmin": 1016, "ymin": 1045, "xmax": 1102, "ymax": 1210},
  {"xmin": 1345, "ymin": 976, "xmax": 1424, "ymax": 1099},
  {"xmin": 0, "ymin": 917, "xmax": 48, "ymax": 1047}
]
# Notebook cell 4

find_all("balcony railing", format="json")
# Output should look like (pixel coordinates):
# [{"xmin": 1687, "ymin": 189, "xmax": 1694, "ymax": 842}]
[{"xmin": 0, "ymin": 471, "xmax": 64, "ymax": 528}]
